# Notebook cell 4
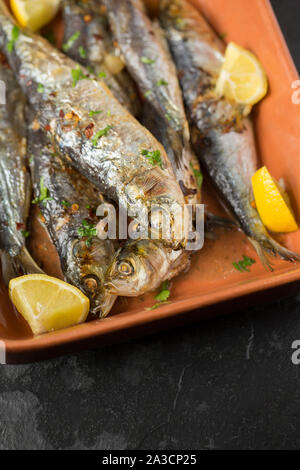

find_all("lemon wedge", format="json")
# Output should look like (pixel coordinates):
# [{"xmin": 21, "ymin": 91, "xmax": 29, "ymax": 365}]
[
  {"xmin": 9, "ymin": 274, "xmax": 90, "ymax": 335},
  {"xmin": 252, "ymin": 166, "xmax": 298, "ymax": 233},
  {"xmin": 10, "ymin": 0, "xmax": 61, "ymax": 32},
  {"xmin": 216, "ymin": 42, "xmax": 268, "ymax": 107}
]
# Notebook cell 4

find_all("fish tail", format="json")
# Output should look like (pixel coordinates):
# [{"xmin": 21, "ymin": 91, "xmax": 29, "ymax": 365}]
[
  {"xmin": 1, "ymin": 247, "xmax": 44, "ymax": 286},
  {"xmin": 249, "ymin": 234, "xmax": 300, "ymax": 272}
]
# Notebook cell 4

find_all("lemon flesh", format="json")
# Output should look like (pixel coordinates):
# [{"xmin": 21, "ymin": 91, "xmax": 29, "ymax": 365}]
[
  {"xmin": 10, "ymin": 0, "xmax": 60, "ymax": 32},
  {"xmin": 216, "ymin": 42, "xmax": 268, "ymax": 107},
  {"xmin": 9, "ymin": 274, "xmax": 90, "ymax": 335},
  {"xmin": 252, "ymin": 166, "xmax": 298, "ymax": 233}
]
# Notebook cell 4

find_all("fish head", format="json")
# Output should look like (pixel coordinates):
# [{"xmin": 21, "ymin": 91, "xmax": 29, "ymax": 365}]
[
  {"xmin": 105, "ymin": 240, "xmax": 174, "ymax": 296},
  {"xmin": 68, "ymin": 238, "xmax": 116, "ymax": 317}
]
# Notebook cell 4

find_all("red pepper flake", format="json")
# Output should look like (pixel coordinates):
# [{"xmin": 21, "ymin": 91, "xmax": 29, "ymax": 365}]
[
  {"xmin": 84, "ymin": 14, "xmax": 92, "ymax": 23},
  {"xmin": 62, "ymin": 125, "xmax": 72, "ymax": 133},
  {"xmin": 16, "ymin": 222, "xmax": 25, "ymax": 231},
  {"xmin": 72, "ymin": 204, "xmax": 79, "ymax": 212},
  {"xmin": 26, "ymin": 80, "xmax": 32, "ymax": 87},
  {"xmin": 84, "ymin": 123, "xmax": 94, "ymax": 139},
  {"xmin": 59, "ymin": 109, "xmax": 64, "ymax": 118},
  {"xmin": 44, "ymin": 124, "xmax": 51, "ymax": 132}
]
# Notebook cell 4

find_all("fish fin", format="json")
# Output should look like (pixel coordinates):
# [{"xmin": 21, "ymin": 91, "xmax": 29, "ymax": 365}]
[
  {"xmin": 249, "ymin": 235, "xmax": 300, "ymax": 272},
  {"xmin": 248, "ymin": 238, "xmax": 274, "ymax": 272},
  {"xmin": 205, "ymin": 211, "xmax": 238, "ymax": 231},
  {"xmin": 1, "ymin": 247, "xmax": 44, "ymax": 286},
  {"xmin": 140, "ymin": 172, "xmax": 168, "ymax": 197}
]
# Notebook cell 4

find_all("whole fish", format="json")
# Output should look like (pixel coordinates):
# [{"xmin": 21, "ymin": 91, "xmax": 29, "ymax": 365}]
[
  {"xmin": 28, "ymin": 112, "xmax": 117, "ymax": 317},
  {"xmin": 104, "ymin": 0, "xmax": 202, "ymax": 205},
  {"xmin": 62, "ymin": 0, "xmax": 140, "ymax": 116},
  {"xmin": 160, "ymin": 0, "xmax": 299, "ymax": 267},
  {"xmin": 105, "ymin": 238, "xmax": 190, "ymax": 296},
  {"xmin": 0, "ymin": 0, "xmax": 187, "ymax": 250},
  {"xmin": 0, "ymin": 64, "xmax": 43, "ymax": 285}
]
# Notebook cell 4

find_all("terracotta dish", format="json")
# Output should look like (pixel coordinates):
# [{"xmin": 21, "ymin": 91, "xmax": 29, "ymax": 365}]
[{"xmin": 1, "ymin": 0, "xmax": 300, "ymax": 363}]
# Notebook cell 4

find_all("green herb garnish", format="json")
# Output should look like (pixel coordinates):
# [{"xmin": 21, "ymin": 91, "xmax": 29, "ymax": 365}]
[
  {"xmin": 144, "ymin": 90, "xmax": 153, "ymax": 98},
  {"xmin": 77, "ymin": 220, "xmax": 97, "ymax": 247},
  {"xmin": 141, "ymin": 56, "xmax": 155, "ymax": 65},
  {"xmin": 92, "ymin": 125, "xmax": 113, "ymax": 146},
  {"xmin": 89, "ymin": 110, "xmax": 102, "ymax": 117},
  {"xmin": 79, "ymin": 46, "xmax": 87, "ymax": 59},
  {"xmin": 141, "ymin": 149, "xmax": 163, "ymax": 169},
  {"xmin": 71, "ymin": 65, "xmax": 88, "ymax": 87},
  {"xmin": 7, "ymin": 25, "xmax": 20, "ymax": 53},
  {"xmin": 155, "ymin": 281, "xmax": 170, "ymax": 302},
  {"xmin": 21, "ymin": 230, "xmax": 30, "ymax": 238},
  {"xmin": 156, "ymin": 79, "xmax": 168, "ymax": 87},
  {"xmin": 37, "ymin": 83, "xmax": 44, "ymax": 94},
  {"xmin": 233, "ymin": 255, "xmax": 256, "ymax": 273},
  {"xmin": 219, "ymin": 32, "xmax": 227, "ymax": 40},
  {"xmin": 146, "ymin": 281, "xmax": 171, "ymax": 310},
  {"xmin": 62, "ymin": 31, "xmax": 80, "ymax": 52},
  {"xmin": 32, "ymin": 178, "xmax": 53, "ymax": 205},
  {"xmin": 190, "ymin": 163, "xmax": 203, "ymax": 190},
  {"xmin": 61, "ymin": 200, "xmax": 71, "ymax": 208},
  {"xmin": 98, "ymin": 71, "xmax": 107, "ymax": 79}
]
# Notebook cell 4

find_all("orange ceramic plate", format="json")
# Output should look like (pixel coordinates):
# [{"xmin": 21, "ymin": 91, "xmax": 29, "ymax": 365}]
[{"xmin": 1, "ymin": 0, "xmax": 300, "ymax": 363}]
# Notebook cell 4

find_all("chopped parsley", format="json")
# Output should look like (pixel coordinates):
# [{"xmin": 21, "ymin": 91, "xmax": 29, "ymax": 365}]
[
  {"xmin": 141, "ymin": 149, "xmax": 163, "ymax": 169},
  {"xmin": 89, "ymin": 110, "xmax": 102, "ymax": 117},
  {"xmin": 98, "ymin": 71, "xmax": 107, "ymax": 79},
  {"xmin": 21, "ymin": 230, "xmax": 30, "ymax": 238},
  {"xmin": 61, "ymin": 200, "xmax": 71, "ymax": 208},
  {"xmin": 141, "ymin": 56, "xmax": 155, "ymax": 65},
  {"xmin": 32, "ymin": 178, "xmax": 53, "ymax": 205},
  {"xmin": 146, "ymin": 281, "xmax": 171, "ymax": 310},
  {"xmin": 79, "ymin": 46, "xmax": 87, "ymax": 59},
  {"xmin": 144, "ymin": 90, "xmax": 153, "ymax": 98},
  {"xmin": 7, "ymin": 25, "xmax": 20, "ymax": 53},
  {"xmin": 155, "ymin": 281, "xmax": 170, "ymax": 302},
  {"xmin": 219, "ymin": 32, "xmax": 227, "ymax": 40},
  {"xmin": 71, "ymin": 65, "xmax": 88, "ymax": 87},
  {"xmin": 190, "ymin": 163, "xmax": 203, "ymax": 190},
  {"xmin": 77, "ymin": 220, "xmax": 97, "ymax": 247},
  {"xmin": 37, "ymin": 83, "xmax": 44, "ymax": 94},
  {"xmin": 62, "ymin": 31, "xmax": 80, "ymax": 52},
  {"xmin": 92, "ymin": 125, "xmax": 113, "ymax": 146},
  {"xmin": 233, "ymin": 255, "xmax": 256, "ymax": 273},
  {"xmin": 156, "ymin": 79, "xmax": 168, "ymax": 87}
]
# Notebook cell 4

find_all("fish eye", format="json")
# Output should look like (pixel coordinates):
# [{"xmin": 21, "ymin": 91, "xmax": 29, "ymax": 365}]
[
  {"xmin": 83, "ymin": 275, "xmax": 99, "ymax": 294},
  {"xmin": 117, "ymin": 260, "xmax": 134, "ymax": 276}
]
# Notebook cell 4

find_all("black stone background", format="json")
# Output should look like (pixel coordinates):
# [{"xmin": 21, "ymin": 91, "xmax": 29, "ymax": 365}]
[{"xmin": 0, "ymin": 0, "xmax": 300, "ymax": 450}]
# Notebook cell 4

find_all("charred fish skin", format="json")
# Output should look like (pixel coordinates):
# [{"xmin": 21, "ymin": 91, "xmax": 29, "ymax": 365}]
[
  {"xmin": 0, "ymin": 64, "xmax": 42, "ymax": 284},
  {"xmin": 28, "ymin": 114, "xmax": 116, "ymax": 317},
  {"xmin": 104, "ymin": 0, "xmax": 201, "ymax": 205},
  {"xmin": 0, "ymin": 0, "xmax": 187, "ymax": 249},
  {"xmin": 62, "ymin": 0, "xmax": 140, "ymax": 116},
  {"xmin": 160, "ymin": 0, "xmax": 299, "ymax": 264}
]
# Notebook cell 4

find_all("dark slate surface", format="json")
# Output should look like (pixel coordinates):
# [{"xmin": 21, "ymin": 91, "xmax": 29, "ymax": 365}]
[{"xmin": 0, "ymin": 0, "xmax": 300, "ymax": 450}]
